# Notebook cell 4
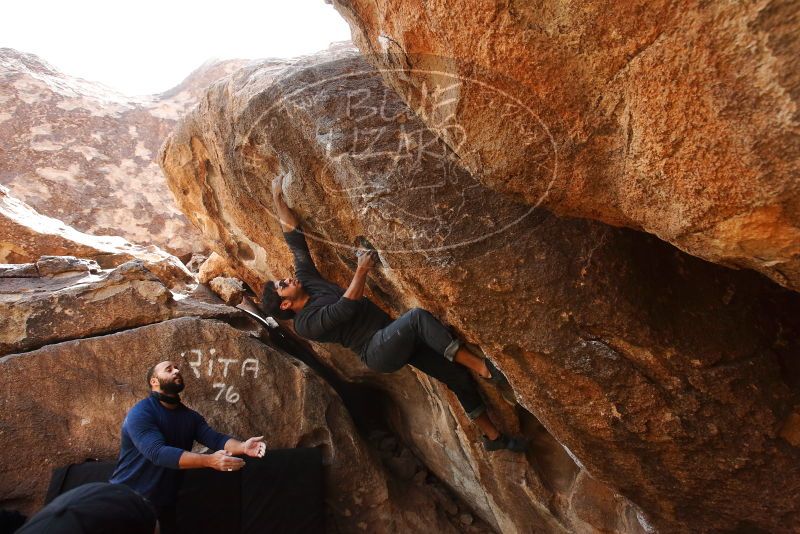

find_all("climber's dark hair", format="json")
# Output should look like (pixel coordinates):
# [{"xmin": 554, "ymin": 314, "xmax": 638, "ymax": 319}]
[{"xmin": 261, "ymin": 281, "xmax": 296, "ymax": 320}]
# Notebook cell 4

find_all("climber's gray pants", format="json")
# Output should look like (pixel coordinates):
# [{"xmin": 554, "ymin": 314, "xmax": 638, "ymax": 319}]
[{"xmin": 361, "ymin": 308, "xmax": 486, "ymax": 419}]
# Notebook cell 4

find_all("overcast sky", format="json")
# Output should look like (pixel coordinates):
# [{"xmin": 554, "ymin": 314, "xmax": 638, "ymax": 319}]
[{"xmin": 0, "ymin": 0, "xmax": 352, "ymax": 95}]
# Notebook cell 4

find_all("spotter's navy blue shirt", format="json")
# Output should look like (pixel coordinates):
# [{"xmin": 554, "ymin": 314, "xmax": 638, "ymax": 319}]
[{"xmin": 109, "ymin": 393, "xmax": 230, "ymax": 506}]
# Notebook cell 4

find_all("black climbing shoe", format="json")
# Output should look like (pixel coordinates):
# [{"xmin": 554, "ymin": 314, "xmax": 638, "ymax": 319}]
[
  {"xmin": 483, "ymin": 359, "xmax": 517, "ymax": 405},
  {"xmin": 482, "ymin": 434, "xmax": 529, "ymax": 453},
  {"xmin": 484, "ymin": 359, "xmax": 508, "ymax": 386},
  {"xmin": 498, "ymin": 386, "xmax": 518, "ymax": 406}
]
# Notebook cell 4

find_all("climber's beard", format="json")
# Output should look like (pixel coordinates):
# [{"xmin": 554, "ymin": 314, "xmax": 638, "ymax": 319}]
[{"xmin": 159, "ymin": 375, "xmax": 185, "ymax": 395}]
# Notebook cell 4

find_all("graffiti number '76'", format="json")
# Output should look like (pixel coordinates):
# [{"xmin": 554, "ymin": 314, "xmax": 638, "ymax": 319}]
[{"xmin": 212, "ymin": 383, "xmax": 241, "ymax": 403}]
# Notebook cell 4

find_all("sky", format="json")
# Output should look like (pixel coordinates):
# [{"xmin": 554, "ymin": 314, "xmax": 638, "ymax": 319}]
[{"xmin": 0, "ymin": 0, "xmax": 352, "ymax": 95}]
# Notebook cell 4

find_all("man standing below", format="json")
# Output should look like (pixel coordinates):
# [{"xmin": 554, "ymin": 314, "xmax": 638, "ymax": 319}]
[
  {"xmin": 110, "ymin": 360, "xmax": 266, "ymax": 533},
  {"xmin": 262, "ymin": 175, "xmax": 526, "ymax": 452}
]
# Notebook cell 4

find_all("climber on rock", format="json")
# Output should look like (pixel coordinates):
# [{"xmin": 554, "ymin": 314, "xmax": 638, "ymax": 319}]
[
  {"xmin": 109, "ymin": 360, "xmax": 267, "ymax": 534},
  {"xmin": 261, "ymin": 174, "xmax": 526, "ymax": 453}
]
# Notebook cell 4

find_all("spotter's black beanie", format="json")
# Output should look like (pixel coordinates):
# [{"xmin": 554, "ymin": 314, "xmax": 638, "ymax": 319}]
[{"xmin": 17, "ymin": 482, "xmax": 156, "ymax": 534}]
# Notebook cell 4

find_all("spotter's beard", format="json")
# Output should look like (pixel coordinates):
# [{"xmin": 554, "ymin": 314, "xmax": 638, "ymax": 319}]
[{"xmin": 159, "ymin": 377, "xmax": 185, "ymax": 395}]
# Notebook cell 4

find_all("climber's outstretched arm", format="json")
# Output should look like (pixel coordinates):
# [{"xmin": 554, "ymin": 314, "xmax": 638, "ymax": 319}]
[
  {"xmin": 343, "ymin": 249, "xmax": 377, "ymax": 301},
  {"xmin": 271, "ymin": 174, "xmax": 300, "ymax": 232}
]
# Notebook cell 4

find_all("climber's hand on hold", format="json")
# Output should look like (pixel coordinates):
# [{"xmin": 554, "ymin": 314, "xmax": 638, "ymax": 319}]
[
  {"xmin": 344, "ymin": 249, "xmax": 376, "ymax": 300},
  {"xmin": 271, "ymin": 174, "xmax": 285, "ymax": 199},
  {"xmin": 271, "ymin": 174, "xmax": 299, "ymax": 231},
  {"xmin": 356, "ymin": 249, "xmax": 377, "ymax": 272}
]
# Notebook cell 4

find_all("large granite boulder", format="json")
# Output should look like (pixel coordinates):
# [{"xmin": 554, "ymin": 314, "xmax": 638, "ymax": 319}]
[
  {"xmin": 0, "ymin": 48, "xmax": 252, "ymax": 256},
  {"xmin": 0, "ymin": 256, "xmax": 239, "ymax": 357},
  {"xmin": 0, "ymin": 184, "xmax": 194, "ymax": 290},
  {"xmin": 0, "ymin": 316, "xmax": 469, "ymax": 532},
  {"xmin": 1, "ymin": 252, "xmax": 489, "ymax": 532},
  {"xmin": 329, "ymin": 0, "xmax": 800, "ymax": 293},
  {"xmin": 160, "ymin": 47, "xmax": 800, "ymax": 532},
  {"xmin": 198, "ymin": 252, "xmax": 238, "ymax": 284}
]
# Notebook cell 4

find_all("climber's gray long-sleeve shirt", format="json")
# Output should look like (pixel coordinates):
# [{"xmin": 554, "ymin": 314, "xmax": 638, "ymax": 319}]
[{"xmin": 284, "ymin": 229, "xmax": 391, "ymax": 355}]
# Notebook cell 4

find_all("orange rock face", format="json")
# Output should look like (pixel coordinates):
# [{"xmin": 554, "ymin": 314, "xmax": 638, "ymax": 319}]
[
  {"xmin": 198, "ymin": 252, "xmax": 238, "ymax": 284},
  {"xmin": 0, "ymin": 48, "xmax": 250, "ymax": 256},
  {"xmin": 330, "ymin": 0, "xmax": 800, "ymax": 292},
  {"xmin": 160, "ymin": 47, "xmax": 800, "ymax": 532}
]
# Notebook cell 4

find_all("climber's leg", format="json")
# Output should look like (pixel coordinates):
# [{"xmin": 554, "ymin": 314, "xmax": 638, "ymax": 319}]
[
  {"xmin": 473, "ymin": 412, "xmax": 501, "ymax": 441},
  {"xmin": 453, "ymin": 348, "xmax": 491, "ymax": 378},
  {"xmin": 362, "ymin": 307, "xmax": 458, "ymax": 372},
  {"xmin": 408, "ymin": 346, "xmax": 527, "ymax": 451},
  {"xmin": 388, "ymin": 308, "xmax": 506, "ymax": 383},
  {"xmin": 406, "ymin": 345, "xmax": 487, "ymax": 422},
  {"xmin": 361, "ymin": 314, "xmax": 417, "ymax": 373},
  {"xmin": 397, "ymin": 308, "xmax": 462, "ymax": 360}
]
